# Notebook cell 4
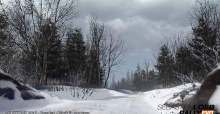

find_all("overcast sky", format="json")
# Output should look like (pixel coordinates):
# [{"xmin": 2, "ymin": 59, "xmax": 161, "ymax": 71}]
[{"xmin": 71, "ymin": 0, "xmax": 197, "ymax": 82}]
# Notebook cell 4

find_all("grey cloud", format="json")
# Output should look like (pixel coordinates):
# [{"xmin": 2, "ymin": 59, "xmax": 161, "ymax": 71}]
[
  {"xmin": 78, "ymin": 0, "xmax": 195, "ymax": 25},
  {"xmin": 73, "ymin": 0, "xmax": 196, "ymax": 79}
]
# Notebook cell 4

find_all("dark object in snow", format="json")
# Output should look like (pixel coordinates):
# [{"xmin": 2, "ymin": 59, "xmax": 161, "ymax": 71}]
[
  {"xmin": 0, "ymin": 72, "xmax": 26, "ymax": 90},
  {"xmin": 192, "ymin": 84, "xmax": 196, "ymax": 89},
  {"xmin": 180, "ymin": 93, "xmax": 185, "ymax": 102},
  {"xmin": 184, "ymin": 69, "xmax": 220, "ymax": 113},
  {"xmin": 0, "ymin": 88, "xmax": 14, "ymax": 100},
  {"xmin": 36, "ymin": 85, "xmax": 53, "ymax": 90},
  {"xmin": 20, "ymin": 90, "xmax": 44, "ymax": 100},
  {"xmin": 118, "ymin": 89, "xmax": 135, "ymax": 94},
  {"xmin": 0, "ymin": 72, "xmax": 45, "ymax": 100},
  {"xmin": 164, "ymin": 89, "xmax": 191, "ymax": 108}
]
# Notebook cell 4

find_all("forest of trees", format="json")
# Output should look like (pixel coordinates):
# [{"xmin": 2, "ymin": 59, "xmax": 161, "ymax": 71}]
[
  {"xmin": 114, "ymin": 0, "xmax": 220, "ymax": 91},
  {"xmin": 0, "ymin": 0, "xmax": 219, "ymax": 91},
  {"xmin": 0, "ymin": 0, "xmax": 124, "ymax": 88},
  {"xmin": 110, "ymin": 63, "xmax": 159, "ymax": 92}
]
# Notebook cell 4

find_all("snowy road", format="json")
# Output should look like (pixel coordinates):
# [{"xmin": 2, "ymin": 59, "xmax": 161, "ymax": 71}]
[
  {"xmin": 26, "ymin": 93, "xmax": 160, "ymax": 114},
  {"xmin": 2, "ymin": 84, "xmax": 202, "ymax": 113}
]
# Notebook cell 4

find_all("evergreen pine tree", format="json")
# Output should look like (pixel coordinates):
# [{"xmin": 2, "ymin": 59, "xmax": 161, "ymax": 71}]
[
  {"xmin": 175, "ymin": 44, "xmax": 195, "ymax": 82},
  {"xmin": 132, "ymin": 71, "xmax": 140, "ymax": 91},
  {"xmin": 132, "ymin": 64, "xmax": 142, "ymax": 91},
  {"xmin": 37, "ymin": 23, "xmax": 65, "ymax": 81},
  {"xmin": 110, "ymin": 75, "xmax": 116, "ymax": 90},
  {"xmin": 141, "ymin": 69, "xmax": 146, "ymax": 91},
  {"xmin": 121, "ymin": 77, "xmax": 126, "ymax": 89},
  {"xmin": 189, "ymin": 16, "xmax": 217, "ymax": 74},
  {"xmin": 188, "ymin": 0, "xmax": 219, "ymax": 77},
  {"xmin": 0, "ymin": 13, "xmax": 15, "ymax": 72},
  {"xmin": 65, "ymin": 28, "xmax": 86, "ymax": 85},
  {"xmin": 155, "ymin": 44, "xmax": 176, "ymax": 88},
  {"xmin": 125, "ymin": 71, "xmax": 131, "ymax": 90},
  {"xmin": 148, "ymin": 69, "xmax": 156, "ymax": 89}
]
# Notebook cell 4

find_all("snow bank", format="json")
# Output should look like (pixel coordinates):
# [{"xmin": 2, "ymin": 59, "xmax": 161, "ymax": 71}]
[
  {"xmin": 209, "ymin": 85, "xmax": 220, "ymax": 112},
  {"xmin": 0, "ymin": 69, "xmax": 4, "ymax": 74},
  {"xmin": 143, "ymin": 83, "xmax": 201, "ymax": 113},
  {"xmin": 1, "ymin": 82, "xmax": 207, "ymax": 114},
  {"xmin": 0, "ymin": 80, "xmax": 62, "ymax": 112},
  {"xmin": 41, "ymin": 86, "xmax": 127, "ymax": 101},
  {"xmin": 143, "ymin": 82, "xmax": 220, "ymax": 113}
]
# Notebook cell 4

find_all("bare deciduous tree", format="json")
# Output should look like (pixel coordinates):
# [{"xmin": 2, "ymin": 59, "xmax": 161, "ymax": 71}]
[
  {"xmin": 104, "ymin": 30, "xmax": 124, "ymax": 88},
  {"xmin": 87, "ymin": 16, "xmax": 105, "ymax": 87},
  {"xmin": 2, "ymin": 0, "xmax": 78, "ymax": 86}
]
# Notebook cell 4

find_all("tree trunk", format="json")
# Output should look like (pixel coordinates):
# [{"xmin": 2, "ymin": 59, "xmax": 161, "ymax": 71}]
[
  {"xmin": 97, "ymin": 49, "xmax": 101, "ymax": 87},
  {"xmin": 87, "ymin": 50, "xmax": 93, "ymax": 87},
  {"xmin": 104, "ymin": 66, "xmax": 111, "ymax": 88},
  {"xmin": 40, "ymin": 44, "xmax": 48, "ymax": 86},
  {"xmin": 104, "ymin": 49, "xmax": 111, "ymax": 88}
]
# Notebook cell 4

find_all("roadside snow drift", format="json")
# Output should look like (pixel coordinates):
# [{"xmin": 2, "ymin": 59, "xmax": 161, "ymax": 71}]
[
  {"xmin": 40, "ymin": 85, "xmax": 128, "ymax": 100},
  {"xmin": 0, "ymin": 72, "xmax": 62, "ymax": 112},
  {"xmin": 144, "ymin": 83, "xmax": 201, "ymax": 114}
]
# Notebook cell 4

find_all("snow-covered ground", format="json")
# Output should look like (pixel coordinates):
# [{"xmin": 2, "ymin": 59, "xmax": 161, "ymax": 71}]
[
  {"xmin": 0, "ymin": 80, "xmax": 62, "ymax": 112},
  {"xmin": 209, "ymin": 85, "xmax": 220, "ymax": 112},
  {"xmin": 40, "ymin": 86, "xmax": 128, "ymax": 101},
  {"xmin": 10, "ymin": 90, "xmax": 160, "ymax": 114},
  {"xmin": 144, "ymin": 83, "xmax": 201, "ymax": 114},
  {"xmin": 1, "ymin": 82, "xmax": 205, "ymax": 114}
]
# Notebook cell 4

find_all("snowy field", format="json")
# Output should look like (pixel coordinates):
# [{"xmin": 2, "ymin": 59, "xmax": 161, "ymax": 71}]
[{"xmin": 1, "ymin": 82, "xmax": 212, "ymax": 114}]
